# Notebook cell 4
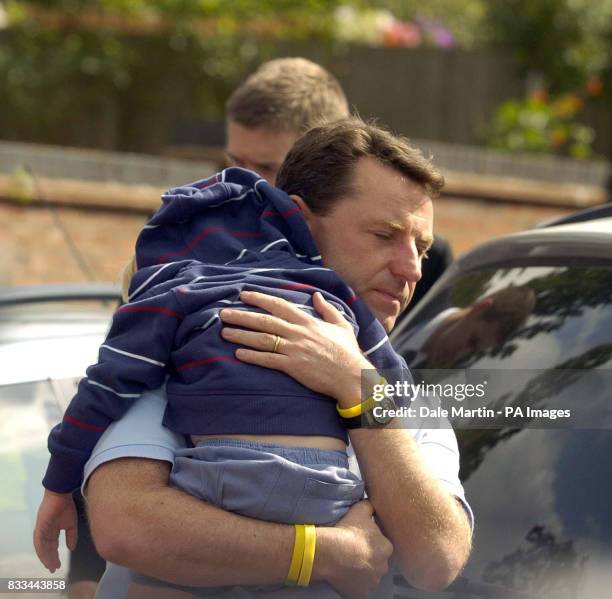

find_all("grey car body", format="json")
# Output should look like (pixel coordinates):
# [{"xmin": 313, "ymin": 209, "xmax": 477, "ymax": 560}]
[{"xmin": 0, "ymin": 285, "xmax": 119, "ymax": 580}]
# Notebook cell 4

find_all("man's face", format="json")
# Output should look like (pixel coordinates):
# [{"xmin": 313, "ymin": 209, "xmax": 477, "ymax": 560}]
[
  {"xmin": 226, "ymin": 121, "xmax": 298, "ymax": 185},
  {"xmin": 305, "ymin": 157, "xmax": 434, "ymax": 332}
]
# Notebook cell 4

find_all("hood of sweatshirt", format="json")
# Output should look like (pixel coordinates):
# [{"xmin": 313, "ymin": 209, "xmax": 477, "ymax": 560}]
[{"xmin": 135, "ymin": 167, "xmax": 322, "ymax": 270}]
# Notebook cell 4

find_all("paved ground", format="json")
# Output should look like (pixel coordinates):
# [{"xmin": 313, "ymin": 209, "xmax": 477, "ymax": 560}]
[{"xmin": 1, "ymin": 194, "xmax": 575, "ymax": 288}]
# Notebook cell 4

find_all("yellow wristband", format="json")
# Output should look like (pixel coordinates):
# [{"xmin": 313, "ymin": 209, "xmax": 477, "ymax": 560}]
[
  {"xmin": 336, "ymin": 377, "xmax": 387, "ymax": 418},
  {"xmin": 336, "ymin": 396, "xmax": 375, "ymax": 418},
  {"xmin": 297, "ymin": 524, "xmax": 316, "ymax": 587},
  {"xmin": 286, "ymin": 524, "xmax": 305, "ymax": 585}
]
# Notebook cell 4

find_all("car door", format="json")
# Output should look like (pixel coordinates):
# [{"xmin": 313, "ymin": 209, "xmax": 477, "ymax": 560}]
[{"xmin": 391, "ymin": 259, "xmax": 612, "ymax": 599}]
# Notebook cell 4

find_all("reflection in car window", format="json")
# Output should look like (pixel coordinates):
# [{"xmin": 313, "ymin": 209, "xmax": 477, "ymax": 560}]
[{"xmin": 395, "ymin": 266, "xmax": 612, "ymax": 372}]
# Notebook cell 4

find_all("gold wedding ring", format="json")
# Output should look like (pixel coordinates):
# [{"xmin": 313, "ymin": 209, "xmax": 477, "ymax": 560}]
[{"xmin": 272, "ymin": 335, "xmax": 282, "ymax": 354}]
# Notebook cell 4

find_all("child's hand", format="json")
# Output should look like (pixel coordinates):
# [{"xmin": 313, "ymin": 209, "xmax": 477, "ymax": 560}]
[{"xmin": 33, "ymin": 489, "xmax": 78, "ymax": 572}]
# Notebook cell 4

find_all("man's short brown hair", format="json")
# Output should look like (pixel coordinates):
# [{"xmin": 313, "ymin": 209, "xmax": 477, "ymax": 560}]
[
  {"xmin": 226, "ymin": 58, "xmax": 349, "ymax": 133},
  {"xmin": 276, "ymin": 117, "xmax": 445, "ymax": 215}
]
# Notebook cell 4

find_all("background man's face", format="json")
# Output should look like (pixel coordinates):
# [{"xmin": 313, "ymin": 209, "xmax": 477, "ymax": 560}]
[
  {"xmin": 226, "ymin": 121, "xmax": 298, "ymax": 185},
  {"xmin": 305, "ymin": 157, "xmax": 434, "ymax": 332}
]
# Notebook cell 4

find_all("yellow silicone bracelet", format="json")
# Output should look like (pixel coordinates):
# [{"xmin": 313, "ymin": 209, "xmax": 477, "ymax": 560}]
[
  {"xmin": 297, "ymin": 524, "xmax": 316, "ymax": 587},
  {"xmin": 336, "ymin": 377, "xmax": 387, "ymax": 418},
  {"xmin": 336, "ymin": 396, "xmax": 375, "ymax": 418},
  {"xmin": 286, "ymin": 524, "xmax": 305, "ymax": 585}
]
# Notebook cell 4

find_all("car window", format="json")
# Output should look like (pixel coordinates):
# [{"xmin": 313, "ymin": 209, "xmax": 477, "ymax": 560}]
[
  {"xmin": 391, "ymin": 264, "xmax": 612, "ymax": 598},
  {"xmin": 394, "ymin": 265, "xmax": 612, "ymax": 371},
  {"xmin": 0, "ymin": 379, "xmax": 78, "ymax": 579},
  {"xmin": 0, "ymin": 300, "xmax": 115, "ymax": 387}
]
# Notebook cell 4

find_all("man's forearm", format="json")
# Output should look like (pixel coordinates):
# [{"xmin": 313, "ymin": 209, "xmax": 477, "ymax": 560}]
[
  {"xmin": 85, "ymin": 457, "xmax": 389, "ymax": 594},
  {"xmin": 348, "ymin": 426, "xmax": 472, "ymax": 592},
  {"xmin": 335, "ymin": 360, "xmax": 472, "ymax": 591},
  {"xmin": 87, "ymin": 458, "xmax": 295, "ymax": 586}
]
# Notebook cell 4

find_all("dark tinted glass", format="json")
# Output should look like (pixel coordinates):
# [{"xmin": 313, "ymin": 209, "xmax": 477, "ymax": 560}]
[{"xmin": 392, "ymin": 265, "xmax": 612, "ymax": 598}]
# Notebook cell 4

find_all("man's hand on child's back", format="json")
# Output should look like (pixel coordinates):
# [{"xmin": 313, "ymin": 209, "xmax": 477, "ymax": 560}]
[
  {"xmin": 220, "ymin": 290, "xmax": 370, "ymax": 404},
  {"xmin": 33, "ymin": 489, "xmax": 78, "ymax": 572}
]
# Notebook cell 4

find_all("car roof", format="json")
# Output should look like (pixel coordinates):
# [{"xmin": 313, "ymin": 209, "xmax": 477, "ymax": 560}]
[
  {"xmin": 0, "ymin": 284, "xmax": 120, "ymax": 386},
  {"xmin": 0, "ymin": 283, "xmax": 121, "ymax": 307},
  {"xmin": 453, "ymin": 217, "xmax": 612, "ymax": 274},
  {"xmin": 535, "ymin": 203, "xmax": 612, "ymax": 228}
]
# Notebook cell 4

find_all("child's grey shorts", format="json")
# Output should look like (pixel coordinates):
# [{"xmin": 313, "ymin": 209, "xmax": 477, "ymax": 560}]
[
  {"xmin": 132, "ymin": 438, "xmax": 364, "ymax": 598},
  {"xmin": 171, "ymin": 438, "xmax": 364, "ymax": 525}
]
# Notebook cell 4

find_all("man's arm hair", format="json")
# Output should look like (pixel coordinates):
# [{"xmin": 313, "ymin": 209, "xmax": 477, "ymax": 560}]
[
  {"xmin": 86, "ymin": 458, "xmax": 293, "ymax": 586},
  {"xmin": 348, "ymin": 427, "xmax": 472, "ymax": 592},
  {"xmin": 86, "ymin": 457, "xmax": 392, "ymax": 595}
]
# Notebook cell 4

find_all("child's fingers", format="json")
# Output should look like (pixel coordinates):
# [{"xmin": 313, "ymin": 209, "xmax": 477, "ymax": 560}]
[
  {"xmin": 33, "ymin": 492, "xmax": 77, "ymax": 571},
  {"xmin": 43, "ymin": 540, "xmax": 61, "ymax": 573},
  {"xmin": 65, "ymin": 523, "xmax": 78, "ymax": 552},
  {"xmin": 33, "ymin": 528, "xmax": 61, "ymax": 572}
]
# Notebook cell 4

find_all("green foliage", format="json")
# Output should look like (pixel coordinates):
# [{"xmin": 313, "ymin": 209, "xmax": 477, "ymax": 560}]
[
  {"xmin": 483, "ymin": 1, "xmax": 611, "ymax": 158},
  {"xmin": 2, "ymin": 0, "xmax": 608, "ymax": 155},
  {"xmin": 7, "ymin": 0, "xmax": 475, "ymax": 151},
  {"xmin": 10, "ymin": 0, "xmax": 347, "ymax": 22},
  {"xmin": 489, "ymin": 91, "xmax": 596, "ymax": 159},
  {"xmin": 483, "ymin": 0, "xmax": 612, "ymax": 92},
  {"xmin": 0, "ymin": 1, "xmax": 345, "ymax": 151}
]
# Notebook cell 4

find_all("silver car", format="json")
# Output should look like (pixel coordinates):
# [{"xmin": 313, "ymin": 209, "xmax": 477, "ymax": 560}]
[{"xmin": 0, "ymin": 285, "xmax": 119, "ymax": 583}]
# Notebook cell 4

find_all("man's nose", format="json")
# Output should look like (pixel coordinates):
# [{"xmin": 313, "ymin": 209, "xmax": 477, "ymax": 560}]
[{"xmin": 391, "ymin": 242, "xmax": 423, "ymax": 283}]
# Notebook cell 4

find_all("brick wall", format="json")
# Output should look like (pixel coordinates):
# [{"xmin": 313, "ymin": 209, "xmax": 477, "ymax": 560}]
[{"xmin": 2, "ymin": 196, "xmax": 575, "ymax": 288}]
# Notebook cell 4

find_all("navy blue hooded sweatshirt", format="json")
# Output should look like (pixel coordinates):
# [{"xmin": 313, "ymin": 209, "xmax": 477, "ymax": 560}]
[{"xmin": 43, "ymin": 168, "xmax": 409, "ymax": 493}]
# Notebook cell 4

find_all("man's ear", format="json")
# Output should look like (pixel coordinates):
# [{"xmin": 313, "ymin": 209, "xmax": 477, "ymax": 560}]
[{"xmin": 290, "ymin": 195, "xmax": 315, "ymax": 224}]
